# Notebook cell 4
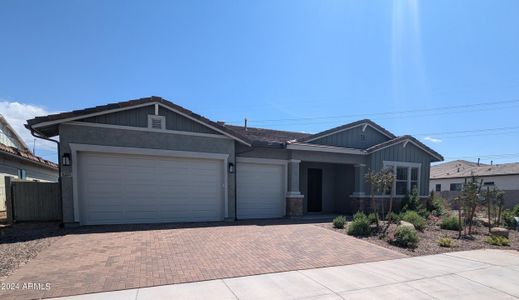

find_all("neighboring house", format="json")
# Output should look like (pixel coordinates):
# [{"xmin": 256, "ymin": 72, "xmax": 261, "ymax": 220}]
[
  {"xmin": 0, "ymin": 115, "xmax": 58, "ymax": 213},
  {"xmin": 430, "ymin": 160, "xmax": 519, "ymax": 208},
  {"xmin": 26, "ymin": 96, "xmax": 443, "ymax": 226}
]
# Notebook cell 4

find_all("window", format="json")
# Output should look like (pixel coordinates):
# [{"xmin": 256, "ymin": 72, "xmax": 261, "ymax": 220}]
[
  {"xmin": 484, "ymin": 181, "xmax": 495, "ymax": 186},
  {"xmin": 396, "ymin": 166, "xmax": 408, "ymax": 195},
  {"xmin": 360, "ymin": 134, "xmax": 366, "ymax": 141},
  {"xmin": 450, "ymin": 183, "xmax": 462, "ymax": 191},
  {"xmin": 383, "ymin": 162, "xmax": 421, "ymax": 196},
  {"xmin": 147, "ymin": 115, "xmax": 165, "ymax": 130},
  {"xmin": 435, "ymin": 184, "xmax": 441, "ymax": 192},
  {"xmin": 17, "ymin": 169, "xmax": 27, "ymax": 180}
]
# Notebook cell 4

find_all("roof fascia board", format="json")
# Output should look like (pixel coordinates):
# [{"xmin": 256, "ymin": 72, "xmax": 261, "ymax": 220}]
[
  {"xmin": 31, "ymin": 102, "xmax": 155, "ymax": 129},
  {"xmin": 1, "ymin": 115, "xmax": 29, "ymax": 151},
  {"xmin": 369, "ymin": 139, "xmax": 443, "ymax": 161},
  {"xmin": 304, "ymin": 122, "xmax": 393, "ymax": 143},
  {"xmin": 287, "ymin": 142, "xmax": 367, "ymax": 155}
]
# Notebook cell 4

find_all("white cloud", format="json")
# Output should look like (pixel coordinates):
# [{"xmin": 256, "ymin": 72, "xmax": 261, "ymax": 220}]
[
  {"xmin": 0, "ymin": 100, "xmax": 58, "ymax": 155},
  {"xmin": 424, "ymin": 136, "xmax": 442, "ymax": 143}
]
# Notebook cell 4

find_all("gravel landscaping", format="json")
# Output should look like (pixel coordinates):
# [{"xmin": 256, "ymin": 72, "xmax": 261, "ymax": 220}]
[
  {"xmin": 320, "ymin": 221, "xmax": 519, "ymax": 257},
  {"xmin": 0, "ymin": 223, "xmax": 63, "ymax": 279}
]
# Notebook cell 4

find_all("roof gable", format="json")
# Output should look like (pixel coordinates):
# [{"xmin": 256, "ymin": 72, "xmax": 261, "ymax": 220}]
[
  {"xmin": 298, "ymin": 119, "xmax": 396, "ymax": 147},
  {"xmin": 366, "ymin": 135, "xmax": 443, "ymax": 162},
  {"xmin": 0, "ymin": 115, "xmax": 29, "ymax": 151},
  {"xmin": 26, "ymin": 96, "xmax": 251, "ymax": 146}
]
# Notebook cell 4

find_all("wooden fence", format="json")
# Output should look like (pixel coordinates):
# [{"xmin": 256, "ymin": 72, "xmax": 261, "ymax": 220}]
[{"xmin": 4, "ymin": 177, "xmax": 61, "ymax": 222}]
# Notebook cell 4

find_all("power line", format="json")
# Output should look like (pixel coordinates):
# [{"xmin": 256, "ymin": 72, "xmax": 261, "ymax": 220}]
[
  {"xmin": 227, "ymin": 98, "xmax": 519, "ymax": 125},
  {"xmin": 412, "ymin": 125, "xmax": 519, "ymax": 137}
]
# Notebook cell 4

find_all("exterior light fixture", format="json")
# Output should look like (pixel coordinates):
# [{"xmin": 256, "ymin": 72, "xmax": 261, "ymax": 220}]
[
  {"xmin": 62, "ymin": 153, "xmax": 71, "ymax": 166},
  {"xmin": 228, "ymin": 162, "xmax": 234, "ymax": 174}
]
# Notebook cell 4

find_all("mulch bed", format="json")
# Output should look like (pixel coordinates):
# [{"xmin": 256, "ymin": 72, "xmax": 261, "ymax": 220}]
[
  {"xmin": 0, "ymin": 223, "xmax": 64, "ymax": 279},
  {"xmin": 319, "ymin": 222, "xmax": 519, "ymax": 257}
]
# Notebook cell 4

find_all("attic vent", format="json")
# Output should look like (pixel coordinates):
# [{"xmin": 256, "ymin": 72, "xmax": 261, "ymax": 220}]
[
  {"xmin": 148, "ymin": 115, "xmax": 165, "ymax": 130},
  {"xmin": 360, "ymin": 134, "xmax": 366, "ymax": 141}
]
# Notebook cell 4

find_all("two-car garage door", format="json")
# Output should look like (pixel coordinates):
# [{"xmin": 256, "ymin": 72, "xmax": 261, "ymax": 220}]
[{"xmin": 78, "ymin": 152, "xmax": 225, "ymax": 225}]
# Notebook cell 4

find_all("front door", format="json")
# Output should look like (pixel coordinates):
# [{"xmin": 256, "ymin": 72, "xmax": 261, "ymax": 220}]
[{"xmin": 307, "ymin": 168, "xmax": 322, "ymax": 212}]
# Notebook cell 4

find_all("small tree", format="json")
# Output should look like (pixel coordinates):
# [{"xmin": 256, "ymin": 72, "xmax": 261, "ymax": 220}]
[
  {"xmin": 495, "ymin": 190, "xmax": 505, "ymax": 225},
  {"xmin": 458, "ymin": 175, "xmax": 483, "ymax": 236},
  {"xmin": 365, "ymin": 168, "xmax": 394, "ymax": 229}
]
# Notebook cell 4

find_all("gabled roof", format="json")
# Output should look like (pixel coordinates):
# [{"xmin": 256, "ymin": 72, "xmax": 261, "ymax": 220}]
[
  {"xmin": 431, "ymin": 160, "xmax": 519, "ymax": 179},
  {"xmin": 225, "ymin": 125, "xmax": 310, "ymax": 147},
  {"xmin": 26, "ymin": 96, "xmax": 252, "ymax": 146},
  {"xmin": 297, "ymin": 119, "xmax": 396, "ymax": 143},
  {"xmin": 366, "ymin": 135, "xmax": 444, "ymax": 162},
  {"xmin": 0, "ymin": 114, "xmax": 29, "ymax": 151}
]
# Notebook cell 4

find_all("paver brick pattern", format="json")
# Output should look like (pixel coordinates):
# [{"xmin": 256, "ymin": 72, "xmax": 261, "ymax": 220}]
[{"xmin": 1, "ymin": 220, "xmax": 405, "ymax": 299}]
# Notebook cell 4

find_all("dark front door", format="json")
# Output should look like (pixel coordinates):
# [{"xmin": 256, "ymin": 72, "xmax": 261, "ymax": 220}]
[{"xmin": 307, "ymin": 168, "xmax": 323, "ymax": 212}]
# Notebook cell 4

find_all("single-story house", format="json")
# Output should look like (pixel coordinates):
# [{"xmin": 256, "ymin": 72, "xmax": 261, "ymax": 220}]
[
  {"xmin": 430, "ymin": 160, "xmax": 519, "ymax": 208},
  {"xmin": 1, "ymin": 114, "xmax": 58, "ymax": 213},
  {"xmin": 26, "ymin": 96, "xmax": 443, "ymax": 226}
]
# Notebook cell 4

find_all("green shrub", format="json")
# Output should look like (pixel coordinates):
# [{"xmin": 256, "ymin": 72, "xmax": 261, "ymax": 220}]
[
  {"xmin": 386, "ymin": 212, "xmax": 400, "ymax": 224},
  {"xmin": 437, "ymin": 236, "xmax": 455, "ymax": 248},
  {"xmin": 367, "ymin": 213, "xmax": 379, "ymax": 225},
  {"xmin": 401, "ymin": 187, "xmax": 419, "ymax": 212},
  {"xmin": 430, "ymin": 196, "xmax": 446, "ymax": 217},
  {"xmin": 502, "ymin": 204, "xmax": 519, "ymax": 229},
  {"xmin": 333, "ymin": 216, "xmax": 346, "ymax": 229},
  {"xmin": 441, "ymin": 215, "xmax": 462, "ymax": 231},
  {"xmin": 400, "ymin": 210, "xmax": 427, "ymax": 231},
  {"xmin": 485, "ymin": 235, "xmax": 510, "ymax": 246},
  {"xmin": 393, "ymin": 226, "xmax": 419, "ymax": 248},
  {"xmin": 348, "ymin": 212, "xmax": 370, "ymax": 237}
]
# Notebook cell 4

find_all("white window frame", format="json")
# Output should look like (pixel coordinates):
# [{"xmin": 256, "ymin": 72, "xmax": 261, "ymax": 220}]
[
  {"xmin": 147, "ymin": 115, "xmax": 166, "ymax": 130},
  {"xmin": 383, "ymin": 161, "xmax": 421, "ymax": 196}
]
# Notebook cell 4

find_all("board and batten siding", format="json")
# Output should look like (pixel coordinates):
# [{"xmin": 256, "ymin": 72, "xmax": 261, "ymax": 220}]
[
  {"xmin": 81, "ymin": 105, "xmax": 219, "ymax": 135},
  {"xmin": 368, "ymin": 143, "xmax": 433, "ymax": 196},
  {"xmin": 309, "ymin": 126, "xmax": 389, "ymax": 149}
]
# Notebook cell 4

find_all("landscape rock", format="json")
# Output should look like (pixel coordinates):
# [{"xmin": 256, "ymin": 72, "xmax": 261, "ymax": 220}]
[
  {"xmin": 490, "ymin": 227, "xmax": 509, "ymax": 238},
  {"xmin": 399, "ymin": 220, "xmax": 415, "ymax": 230},
  {"xmin": 475, "ymin": 217, "xmax": 491, "ymax": 227}
]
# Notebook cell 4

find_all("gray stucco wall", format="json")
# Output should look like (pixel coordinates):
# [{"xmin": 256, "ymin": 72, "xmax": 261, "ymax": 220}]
[
  {"xmin": 59, "ymin": 123, "xmax": 235, "ymax": 223},
  {"xmin": 368, "ymin": 143, "xmax": 433, "ymax": 196},
  {"xmin": 309, "ymin": 126, "xmax": 389, "ymax": 149},
  {"xmin": 235, "ymin": 144, "xmax": 289, "ymax": 160},
  {"xmin": 291, "ymin": 150, "xmax": 367, "ymax": 165},
  {"xmin": 81, "ymin": 105, "xmax": 219, "ymax": 135}
]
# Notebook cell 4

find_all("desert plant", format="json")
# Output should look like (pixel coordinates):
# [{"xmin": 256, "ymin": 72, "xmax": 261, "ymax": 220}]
[
  {"xmin": 441, "ymin": 215, "xmax": 462, "ymax": 231},
  {"xmin": 429, "ymin": 194, "xmax": 446, "ymax": 217},
  {"xmin": 348, "ymin": 212, "xmax": 370, "ymax": 237},
  {"xmin": 437, "ymin": 236, "xmax": 455, "ymax": 248},
  {"xmin": 333, "ymin": 216, "xmax": 346, "ymax": 229},
  {"xmin": 459, "ymin": 176, "xmax": 484, "ymax": 235},
  {"xmin": 392, "ymin": 226, "xmax": 419, "ymax": 248},
  {"xmin": 485, "ymin": 235, "xmax": 510, "ymax": 246},
  {"xmin": 400, "ymin": 210, "xmax": 427, "ymax": 231},
  {"xmin": 401, "ymin": 187, "xmax": 420, "ymax": 212},
  {"xmin": 387, "ymin": 212, "xmax": 400, "ymax": 224},
  {"xmin": 502, "ymin": 210, "xmax": 518, "ymax": 229},
  {"xmin": 367, "ymin": 212, "xmax": 379, "ymax": 225}
]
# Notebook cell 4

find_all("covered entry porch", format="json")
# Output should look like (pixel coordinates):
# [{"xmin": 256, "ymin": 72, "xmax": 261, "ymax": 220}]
[{"xmin": 285, "ymin": 147, "xmax": 368, "ymax": 216}]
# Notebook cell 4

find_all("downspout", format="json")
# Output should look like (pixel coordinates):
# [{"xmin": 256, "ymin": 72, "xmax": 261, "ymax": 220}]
[{"xmin": 28, "ymin": 127, "xmax": 63, "ymax": 227}]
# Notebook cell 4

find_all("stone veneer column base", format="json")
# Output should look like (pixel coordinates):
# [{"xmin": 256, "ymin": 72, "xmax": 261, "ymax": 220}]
[{"xmin": 286, "ymin": 195, "xmax": 304, "ymax": 217}]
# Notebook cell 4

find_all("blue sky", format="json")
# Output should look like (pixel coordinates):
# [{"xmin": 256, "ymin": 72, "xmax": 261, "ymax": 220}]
[{"xmin": 1, "ymin": 0, "xmax": 519, "ymax": 163}]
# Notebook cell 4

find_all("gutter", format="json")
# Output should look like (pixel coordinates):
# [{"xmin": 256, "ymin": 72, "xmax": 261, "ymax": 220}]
[{"xmin": 28, "ymin": 127, "xmax": 64, "ymax": 227}]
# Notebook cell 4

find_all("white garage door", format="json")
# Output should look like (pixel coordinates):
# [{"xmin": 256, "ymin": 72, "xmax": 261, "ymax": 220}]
[
  {"xmin": 78, "ymin": 152, "xmax": 224, "ymax": 225},
  {"xmin": 237, "ymin": 161, "xmax": 285, "ymax": 219}
]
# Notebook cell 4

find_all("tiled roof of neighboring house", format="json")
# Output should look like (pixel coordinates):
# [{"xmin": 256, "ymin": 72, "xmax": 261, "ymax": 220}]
[
  {"xmin": 431, "ymin": 160, "xmax": 519, "ymax": 179},
  {"xmin": 0, "ymin": 114, "xmax": 29, "ymax": 151},
  {"xmin": 297, "ymin": 119, "xmax": 396, "ymax": 143},
  {"xmin": 25, "ymin": 96, "xmax": 252, "ymax": 146},
  {"xmin": 366, "ymin": 135, "xmax": 444, "ymax": 162},
  {"xmin": 225, "ymin": 125, "xmax": 311, "ymax": 146},
  {"xmin": 0, "ymin": 142, "xmax": 58, "ymax": 170}
]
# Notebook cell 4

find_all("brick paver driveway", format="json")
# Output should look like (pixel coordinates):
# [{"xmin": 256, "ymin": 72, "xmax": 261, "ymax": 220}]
[{"xmin": 2, "ymin": 220, "xmax": 405, "ymax": 299}]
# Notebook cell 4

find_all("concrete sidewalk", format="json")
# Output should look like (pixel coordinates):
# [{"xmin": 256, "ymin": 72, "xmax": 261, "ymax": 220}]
[{"xmin": 54, "ymin": 249, "xmax": 519, "ymax": 300}]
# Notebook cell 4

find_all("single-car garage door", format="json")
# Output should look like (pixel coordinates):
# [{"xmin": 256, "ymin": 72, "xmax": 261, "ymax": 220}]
[
  {"xmin": 78, "ymin": 152, "xmax": 224, "ymax": 225},
  {"xmin": 237, "ymin": 160, "xmax": 285, "ymax": 219}
]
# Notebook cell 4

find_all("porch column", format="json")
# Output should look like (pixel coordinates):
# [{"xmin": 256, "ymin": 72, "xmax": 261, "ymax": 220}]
[{"xmin": 286, "ymin": 159, "xmax": 304, "ymax": 217}]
